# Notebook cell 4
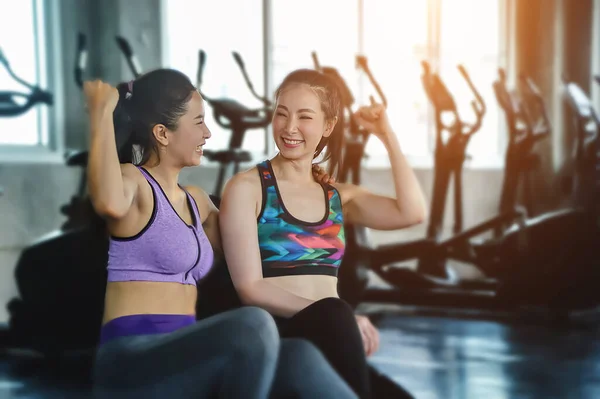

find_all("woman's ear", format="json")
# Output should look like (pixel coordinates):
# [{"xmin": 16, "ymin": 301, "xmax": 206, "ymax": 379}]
[
  {"xmin": 152, "ymin": 124, "xmax": 169, "ymax": 146},
  {"xmin": 324, "ymin": 116, "xmax": 338, "ymax": 138}
]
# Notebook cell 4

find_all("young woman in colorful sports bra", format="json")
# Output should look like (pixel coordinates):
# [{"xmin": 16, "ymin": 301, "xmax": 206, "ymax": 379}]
[
  {"xmin": 219, "ymin": 69, "xmax": 428, "ymax": 399},
  {"xmin": 85, "ymin": 69, "xmax": 357, "ymax": 399}
]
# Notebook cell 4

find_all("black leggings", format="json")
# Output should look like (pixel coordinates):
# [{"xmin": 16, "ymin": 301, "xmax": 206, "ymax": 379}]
[{"xmin": 275, "ymin": 297, "xmax": 414, "ymax": 399}]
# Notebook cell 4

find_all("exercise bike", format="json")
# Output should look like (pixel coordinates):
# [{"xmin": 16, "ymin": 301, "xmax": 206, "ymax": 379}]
[
  {"xmin": 3, "ymin": 34, "xmax": 142, "ymax": 358},
  {"xmin": 195, "ymin": 50, "xmax": 272, "ymax": 201}
]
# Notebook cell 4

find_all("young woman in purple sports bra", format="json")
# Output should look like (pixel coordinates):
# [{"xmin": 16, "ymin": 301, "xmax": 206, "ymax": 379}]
[
  {"xmin": 219, "ymin": 69, "xmax": 428, "ymax": 399},
  {"xmin": 84, "ymin": 69, "xmax": 357, "ymax": 399}
]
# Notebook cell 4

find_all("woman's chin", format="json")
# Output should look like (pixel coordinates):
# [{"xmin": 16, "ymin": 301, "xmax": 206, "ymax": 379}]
[
  {"xmin": 187, "ymin": 156, "xmax": 202, "ymax": 167},
  {"xmin": 277, "ymin": 145, "xmax": 313, "ymax": 159}
]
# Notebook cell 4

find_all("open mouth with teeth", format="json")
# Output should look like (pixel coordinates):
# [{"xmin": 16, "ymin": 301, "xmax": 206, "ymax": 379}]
[
  {"xmin": 195, "ymin": 144, "xmax": 203, "ymax": 153},
  {"xmin": 282, "ymin": 138, "xmax": 304, "ymax": 147}
]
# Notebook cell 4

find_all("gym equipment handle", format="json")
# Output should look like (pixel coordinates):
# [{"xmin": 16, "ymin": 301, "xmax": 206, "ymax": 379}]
[
  {"xmin": 196, "ymin": 50, "xmax": 207, "ymax": 97},
  {"xmin": 519, "ymin": 75, "xmax": 551, "ymax": 138},
  {"xmin": 115, "ymin": 36, "xmax": 142, "ymax": 78},
  {"xmin": 356, "ymin": 55, "xmax": 387, "ymax": 107},
  {"xmin": 232, "ymin": 51, "xmax": 271, "ymax": 107},
  {"xmin": 311, "ymin": 51, "xmax": 321, "ymax": 70},
  {"xmin": 75, "ymin": 33, "xmax": 87, "ymax": 88},
  {"xmin": 457, "ymin": 64, "xmax": 486, "ymax": 136}
]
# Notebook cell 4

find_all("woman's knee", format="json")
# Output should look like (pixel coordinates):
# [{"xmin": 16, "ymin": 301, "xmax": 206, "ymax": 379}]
[
  {"xmin": 277, "ymin": 339, "xmax": 357, "ymax": 398},
  {"xmin": 281, "ymin": 338, "xmax": 321, "ymax": 363},
  {"xmin": 305, "ymin": 297, "xmax": 355, "ymax": 323},
  {"xmin": 226, "ymin": 306, "xmax": 280, "ymax": 354},
  {"xmin": 230, "ymin": 306, "xmax": 278, "ymax": 335}
]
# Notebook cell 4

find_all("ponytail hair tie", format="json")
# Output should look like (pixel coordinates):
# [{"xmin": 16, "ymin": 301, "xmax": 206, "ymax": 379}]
[{"xmin": 125, "ymin": 80, "xmax": 134, "ymax": 99}]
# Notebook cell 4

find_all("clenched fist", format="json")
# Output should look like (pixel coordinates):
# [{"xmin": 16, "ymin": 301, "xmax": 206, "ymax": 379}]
[
  {"xmin": 353, "ymin": 99, "xmax": 393, "ymax": 143},
  {"xmin": 84, "ymin": 80, "xmax": 120, "ymax": 116}
]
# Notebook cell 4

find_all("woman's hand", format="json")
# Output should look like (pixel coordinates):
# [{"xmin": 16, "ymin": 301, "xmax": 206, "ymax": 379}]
[
  {"xmin": 84, "ymin": 80, "xmax": 119, "ymax": 120},
  {"xmin": 355, "ymin": 315, "xmax": 380, "ymax": 357},
  {"xmin": 353, "ymin": 100, "xmax": 393, "ymax": 144},
  {"xmin": 312, "ymin": 164, "xmax": 336, "ymax": 185}
]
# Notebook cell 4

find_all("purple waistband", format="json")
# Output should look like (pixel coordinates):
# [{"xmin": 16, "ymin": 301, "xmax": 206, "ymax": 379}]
[{"xmin": 99, "ymin": 314, "xmax": 196, "ymax": 346}]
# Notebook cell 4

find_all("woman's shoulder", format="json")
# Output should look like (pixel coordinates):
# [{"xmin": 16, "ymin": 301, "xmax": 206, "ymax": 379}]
[
  {"xmin": 223, "ymin": 166, "xmax": 262, "ymax": 194},
  {"xmin": 330, "ymin": 182, "xmax": 367, "ymax": 206}
]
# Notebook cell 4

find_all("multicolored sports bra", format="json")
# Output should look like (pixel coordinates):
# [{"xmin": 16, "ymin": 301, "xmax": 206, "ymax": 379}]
[{"xmin": 256, "ymin": 160, "xmax": 346, "ymax": 278}]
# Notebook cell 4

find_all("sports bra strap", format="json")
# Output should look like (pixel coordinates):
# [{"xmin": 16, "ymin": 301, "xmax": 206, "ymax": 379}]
[{"xmin": 257, "ymin": 160, "xmax": 275, "ymax": 186}]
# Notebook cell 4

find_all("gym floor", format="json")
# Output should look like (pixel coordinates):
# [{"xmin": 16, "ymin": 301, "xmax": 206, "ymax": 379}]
[{"xmin": 1, "ymin": 309, "xmax": 598, "ymax": 399}]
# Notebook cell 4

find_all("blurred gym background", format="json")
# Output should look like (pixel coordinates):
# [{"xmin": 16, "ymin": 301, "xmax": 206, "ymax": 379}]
[{"xmin": 0, "ymin": 0, "xmax": 599, "ymax": 398}]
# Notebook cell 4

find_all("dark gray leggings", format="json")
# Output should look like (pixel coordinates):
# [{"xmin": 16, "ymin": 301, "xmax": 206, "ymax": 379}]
[{"xmin": 93, "ymin": 306, "xmax": 357, "ymax": 398}]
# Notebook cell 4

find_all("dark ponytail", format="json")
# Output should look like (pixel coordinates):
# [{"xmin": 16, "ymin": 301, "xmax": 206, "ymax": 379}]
[
  {"xmin": 112, "ymin": 82, "xmax": 136, "ymax": 164},
  {"xmin": 112, "ymin": 68, "xmax": 197, "ymax": 165},
  {"xmin": 275, "ymin": 69, "xmax": 344, "ymax": 179}
]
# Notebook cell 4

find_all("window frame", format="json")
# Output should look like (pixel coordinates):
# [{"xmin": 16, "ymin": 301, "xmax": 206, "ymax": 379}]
[
  {"xmin": 0, "ymin": 0, "xmax": 65, "ymax": 164},
  {"xmin": 0, "ymin": 0, "xmax": 65, "ymax": 163}
]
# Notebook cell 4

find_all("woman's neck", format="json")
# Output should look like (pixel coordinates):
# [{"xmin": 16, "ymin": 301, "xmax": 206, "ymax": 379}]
[
  {"xmin": 270, "ymin": 154, "xmax": 314, "ymax": 184},
  {"xmin": 143, "ymin": 158, "xmax": 181, "ymax": 194}
]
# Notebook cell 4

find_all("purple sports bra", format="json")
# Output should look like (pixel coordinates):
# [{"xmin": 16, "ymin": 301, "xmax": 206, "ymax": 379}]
[{"xmin": 106, "ymin": 167, "xmax": 214, "ymax": 285}]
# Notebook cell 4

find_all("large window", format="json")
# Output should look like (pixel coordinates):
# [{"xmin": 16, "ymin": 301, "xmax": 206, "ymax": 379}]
[
  {"xmin": 270, "ymin": 0, "xmax": 359, "ymax": 96},
  {"xmin": 163, "ymin": 0, "xmax": 507, "ymax": 168},
  {"xmin": 0, "ymin": 0, "xmax": 49, "ymax": 148},
  {"xmin": 436, "ymin": 0, "xmax": 505, "ymax": 166},
  {"xmin": 361, "ymin": 1, "xmax": 430, "ymax": 159},
  {"xmin": 270, "ymin": 0, "xmax": 507, "ymax": 168},
  {"xmin": 162, "ymin": 0, "xmax": 266, "ymax": 155},
  {"xmin": 360, "ymin": 0, "xmax": 505, "ymax": 166}
]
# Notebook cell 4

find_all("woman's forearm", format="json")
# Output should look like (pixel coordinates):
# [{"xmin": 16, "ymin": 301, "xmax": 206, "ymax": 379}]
[
  {"xmin": 384, "ymin": 133, "xmax": 428, "ymax": 222},
  {"xmin": 238, "ymin": 280, "xmax": 316, "ymax": 318}
]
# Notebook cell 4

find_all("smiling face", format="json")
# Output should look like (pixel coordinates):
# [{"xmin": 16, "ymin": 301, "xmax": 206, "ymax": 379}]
[
  {"xmin": 152, "ymin": 90, "xmax": 211, "ymax": 168},
  {"xmin": 270, "ymin": 69, "xmax": 344, "ymax": 177},
  {"xmin": 167, "ymin": 91, "xmax": 211, "ymax": 167},
  {"xmin": 272, "ymin": 82, "xmax": 336, "ymax": 162}
]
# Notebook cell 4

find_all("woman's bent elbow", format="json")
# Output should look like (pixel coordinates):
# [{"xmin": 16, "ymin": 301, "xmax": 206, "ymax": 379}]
[
  {"xmin": 235, "ymin": 285, "xmax": 260, "ymax": 307},
  {"xmin": 91, "ymin": 199, "xmax": 127, "ymax": 220}
]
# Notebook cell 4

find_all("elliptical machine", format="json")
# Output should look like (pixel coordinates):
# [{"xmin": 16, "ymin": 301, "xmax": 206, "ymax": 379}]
[
  {"xmin": 334, "ymin": 60, "xmax": 496, "ymax": 308},
  {"xmin": 332, "ymin": 59, "xmax": 597, "ymax": 319},
  {"xmin": 195, "ymin": 50, "xmax": 273, "ymax": 200},
  {"xmin": 494, "ymin": 69, "xmax": 550, "ymax": 232},
  {"xmin": 562, "ymin": 78, "xmax": 600, "ymax": 214},
  {"xmin": 561, "ymin": 76, "xmax": 600, "ymax": 256}
]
